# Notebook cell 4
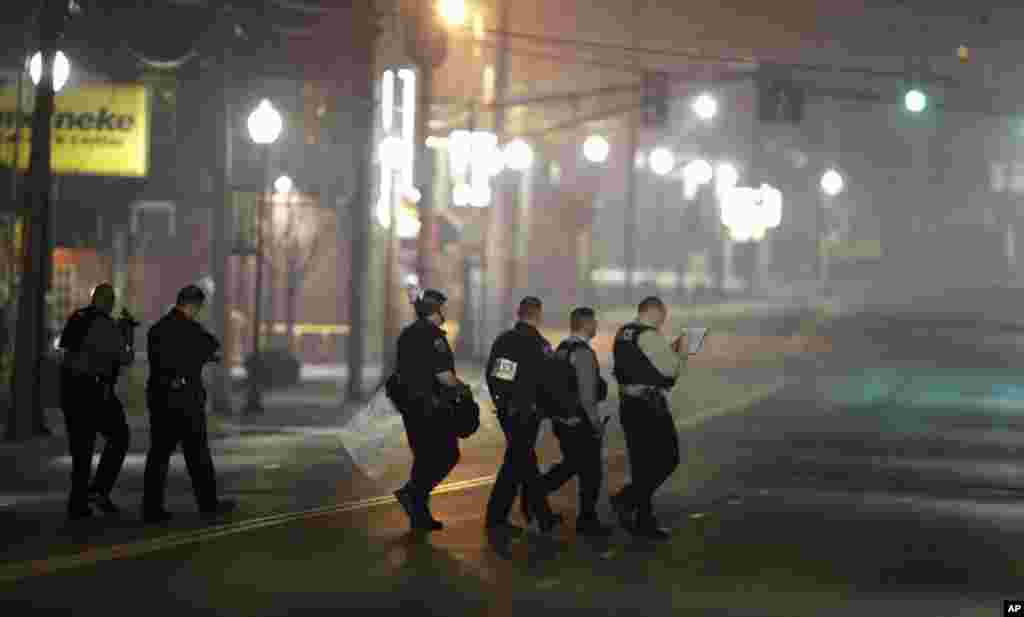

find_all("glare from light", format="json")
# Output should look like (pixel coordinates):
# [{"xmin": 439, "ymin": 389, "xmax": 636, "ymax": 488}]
[
  {"xmin": 448, "ymin": 130, "xmax": 472, "ymax": 178},
  {"xmin": 396, "ymin": 205, "xmax": 422, "ymax": 239},
  {"xmin": 470, "ymin": 183, "xmax": 492, "ymax": 208},
  {"xmin": 648, "ymin": 147, "xmax": 675, "ymax": 176},
  {"xmin": 719, "ymin": 183, "xmax": 783, "ymax": 242},
  {"xmin": 471, "ymin": 131, "xmax": 503, "ymax": 176},
  {"xmin": 425, "ymin": 135, "xmax": 448, "ymax": 149},
  {"xmin": 583, "ymin": 135, "xmax": 610, "ymax": 163},
  {"xmin": 381, "ymin": 70, "xmax": 394, "ymax": 132},
  {"xmin": 398, "ymin": 69, "xmax": 416, "ymax": 186},
  {"xmin": 760, "ymin": 183, "xmax": 783, "ymax": 228},
  {"xmin": 452, "ymin": 182, "xmax": 472, "ymax": 207},
  {"xmin": 29, "ymin": 51, "xmax": 70, "ymax": 92},
  {"xmin": 402, "ymin": 185, "xmax": 422, "ymax": 204},
  {"xmin": 438, "ymin": 0, "xmax": 466, "ymax": 26},
  {"xmin": 503, "ymin": 138, "xmax": 534, "ymax": 171},
  {"xmin": 274, "ymin": 175, "xmax": 293, "ymax": 194},
  {"xmin": 684, "ymin": 159, "xmax": 713, "ymax": 185},
  {"xmin": 474, "ymin": 11, "xmax": 485, "ymax": 39},
  {"xmin": 248, "ymin": 99, "xmax": 283, "ymax": 145},
  {"xmin": 715, "ymin": 163, "xmax": 739, "ymax": 198},
  {"xmin": 379, "ymin": 136, "xmax": 409, "ymax": 169},
  {"xmin": 693, "ymin": 93, "xmax": 718, "ymax": 121},
  {"xmin": 905, "ymin": 89, "xmax": 927, "ymax": 113},
  {"xmin": 821, "ymin": 169, "xmax": 844, "ymax": 196}
]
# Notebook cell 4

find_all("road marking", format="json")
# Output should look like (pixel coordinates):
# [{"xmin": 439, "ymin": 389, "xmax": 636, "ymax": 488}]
[
  {"xmin": 0, "ymin": 379, "xmax": 788, "ymax": 584},
  {"xmin": 0, "ymin": 474, "xmax": 496, "ymax": 585}
]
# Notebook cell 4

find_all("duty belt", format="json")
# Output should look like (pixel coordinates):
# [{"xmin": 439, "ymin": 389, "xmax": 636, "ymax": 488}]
[
  {"xmin": 620, "ymin": 384, "xmax": 667, "ymax": 399},
  {"xmin": 153, "ymin": 375, "xmax": 194, "ymax": 390}
]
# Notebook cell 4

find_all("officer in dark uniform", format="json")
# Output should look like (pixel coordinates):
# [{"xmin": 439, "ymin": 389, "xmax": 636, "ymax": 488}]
[
  {"xmin": 485, "ymin": 296, "xmax": 563, "ymax": 534},
  {"xmin": 536, "ymin": 307, "xmax": 614, "ymax": 537},
  {"xmin": 610, "ymin": 296, "xmax": 687, "ymax": 540},
  {"xmin": 57, "ymin": 283, "xmax": 132, "ymax": 520},
  {"xmin": 392, "ymin": 288, "xmax": 469, "ymax": 531},
  {"xmin": 142, "ymin": 285, "xmax": 235, "ymax": 524}
]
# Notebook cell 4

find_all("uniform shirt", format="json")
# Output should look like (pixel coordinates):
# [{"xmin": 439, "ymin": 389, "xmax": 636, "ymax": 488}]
[
  {"xmin": 487, "ymin": 321, "xmax": 557, "ymax": 414},
  {"xmin": 613, "ymin": 317, "xmax": 686, "ymax": 395},
  {"xmin": 396, "ymin": 317, "xmax": 455, "ymax": 400},
  {"xmin": 61, "ymin": 306, "xmax": 128, "ymax": 379},
  {"xmin": 147, "ymin": 308, "xmax": 221, "ymax": 387},
  {"xmin": 635, "ymin": 316, "xmax": 687, "ymax": 381},
  {"xmin": 563, "ymin": 334, "xmax": 601, "ymax": 427}
]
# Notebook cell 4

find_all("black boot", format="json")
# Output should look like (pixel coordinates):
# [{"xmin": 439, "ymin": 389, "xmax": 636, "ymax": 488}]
[{"xmin": 576, "ymin": 516, "xmax": 614, "ymax": 538}]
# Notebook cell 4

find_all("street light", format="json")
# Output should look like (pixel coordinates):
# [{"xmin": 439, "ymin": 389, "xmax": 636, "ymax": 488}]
[
  {"xmin": 274, "ymin": 175, "xmax": 293, "ymax": 195},
  {"xmin": 693, "ymin": 93, "xmax": 717, "ymax": 121},
  {"xmin": 818, "ymin": 168, "xmax": 844, "ymax": 293},
  {"xmin": 438, "ymin": 0, "xmax": 466, "ymax": 27},
  {"xmin": 248, "ymin": 99, "xmax": 283, "ymax": 145},
  {"xmin": 583, "ymin": 134, "xmax": 610, "ymax": 164},
  {"xmin": 503, "ymin": 138, "xmax": 534, "ymax": 171},
  {"xmin": 821, "ymin": 168, "xmax": 844, "ymax": 197},
  {"xmin": 648, "ymin": 147, "xmax": 675, "ymax": 176},
  {"xmin": 904, "ymin": 89, "xmax": 927, "ymax": 113},
  {"xmin": 29, "ymin": 50, "xmax": 69, "ymax": 92},
  {"xmin": 245, "ymin": 98, "xmax": 283, "ymax": 415}
]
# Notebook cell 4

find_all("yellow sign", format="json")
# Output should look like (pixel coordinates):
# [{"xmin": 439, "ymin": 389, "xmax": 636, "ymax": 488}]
[{"xmin": 0, "ymin": 83, "xmax": 149, "ymax": 177}]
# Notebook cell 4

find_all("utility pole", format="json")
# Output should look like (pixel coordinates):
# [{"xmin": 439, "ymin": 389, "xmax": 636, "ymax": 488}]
[
  {"xmin": 208, "ymin": 8, "xmax": 234, "ymax": 415},
  {"xmin": 8, "ymin": 0, "xmax": 67, "ymax": 441},
  {"xmin": 623, "ymin": 111, "xmax": 637, "ymax": 304},
  {"xmin": 485, "ymin": 0, "xmax": 511, "ymax": 336},
  {"xmin": 414, "ymin": 0, "xmax": 436, "ymax": 291},
  {"xmin": 345, "ymin": 0, "xmax": 378, "ymax": 403}
]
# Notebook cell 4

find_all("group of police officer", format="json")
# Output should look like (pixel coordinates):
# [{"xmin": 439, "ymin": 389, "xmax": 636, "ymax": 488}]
[
  {"xmin": 57, "ymin": 283, "xmax": 235, "ymax": 523},
  {"xmin": 391, "ymin": 289, "xmax": 691, "ymax": 541}
]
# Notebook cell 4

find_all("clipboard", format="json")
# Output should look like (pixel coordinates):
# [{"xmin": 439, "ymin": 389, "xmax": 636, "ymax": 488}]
[{"xmin": 684, "ymin": 327, "xmax": 709, "ymax": 354}]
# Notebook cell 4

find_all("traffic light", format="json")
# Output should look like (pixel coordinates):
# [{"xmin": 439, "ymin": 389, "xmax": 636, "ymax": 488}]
[
  {"xmin": 756, "ymin": 78, "xmax": 803, "ymax": 124},
  {"xmin": 642, "ymin": 72, "xmax": 669, "ymax": 127},
  {"xmin": 904, "ymin": 88, "xmax": 927, "ymax": 113}
]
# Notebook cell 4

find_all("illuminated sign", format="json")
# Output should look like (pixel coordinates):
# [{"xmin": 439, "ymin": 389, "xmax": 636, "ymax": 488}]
[{"xmin": 0, "ymin": 83, "xmax": 150, "ymax": 177}]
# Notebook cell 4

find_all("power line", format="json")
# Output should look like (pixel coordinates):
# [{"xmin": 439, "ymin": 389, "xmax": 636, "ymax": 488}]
[
  {"xmin": 513, "ymin": 100, "xmax": 644, "ymax": 141},
  {"xmin": 479, "ymin": 27, "xmax": 957, "ymax": 85}
]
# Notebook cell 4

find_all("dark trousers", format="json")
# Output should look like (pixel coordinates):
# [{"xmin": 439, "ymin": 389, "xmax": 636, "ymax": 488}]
[
  {"xmin": 618, "ymin": 395, "xmax": 681, "ymax": 525},
  {"xmin": 60, "ymin": 376, "xmax": 130, "ymax": 511},
  {"xmin": 486, "ymin": 408, "xmax": 551, "ymax": 524},
  {"xmin": 538, "ymin": 417, "xmax": 603, "ymax": 521},
  {"xmin": 400, "ymin": 398, "xmax": 460, "ymax": 502},
  {"xmin": 143, "ymin": 390, "xmax": 218, "ymax": 513}
]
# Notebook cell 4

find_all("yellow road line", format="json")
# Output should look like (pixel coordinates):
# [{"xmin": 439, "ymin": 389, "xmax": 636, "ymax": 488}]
[
  {"xmin": 1, "ymin": 379, "xmax": 788, "ymax": 583},
  {"xmin": 0, "ymin": 475, "xmax": 495, "ymax": 585}
]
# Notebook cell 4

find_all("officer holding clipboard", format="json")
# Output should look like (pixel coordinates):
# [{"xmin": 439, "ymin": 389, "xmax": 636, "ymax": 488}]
[{"xmin": 609, "ymin": 296, "xmax": 703, "ymax": 540}]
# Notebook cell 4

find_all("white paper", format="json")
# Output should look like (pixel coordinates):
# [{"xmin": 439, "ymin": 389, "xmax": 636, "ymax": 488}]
[{"xmin": 686, "ymin": 327, "xmax": 709, "ymax": 354}]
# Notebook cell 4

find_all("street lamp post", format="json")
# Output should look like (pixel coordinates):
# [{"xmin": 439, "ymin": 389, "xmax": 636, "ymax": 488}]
[
  {"xmin": 819, "ymin": 168, "xmax": 844, "ymax": 294},
  {"xmin": 8, "ymin": 0, "xmax": 68, "ymax": 442},
  {"xmin": 244, "ymin": 99, "xmax": 282, "ymax": 415}
]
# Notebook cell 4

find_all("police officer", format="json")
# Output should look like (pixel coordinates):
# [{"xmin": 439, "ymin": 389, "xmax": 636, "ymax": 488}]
[
  {"xmin": 142, "ymin": 285, "xmax": 235, "ymax": 523},
  {"xmin": 610, "ymin": 296, "xmax": 687, "ymax": 540},
  {"xmin": 536, "ymin": 307, "xmax": 614, "ymax": 537},
  {"xmin": 392, "ymin": 288, "xmax": 468, "ymax": 531},
  {"xmin": 485, "ymin": 296, "xmax": 563, "ymax": 534},
  {"xmin": 57, "ymin": 283, "xmax": 132, "ymax": 520}
]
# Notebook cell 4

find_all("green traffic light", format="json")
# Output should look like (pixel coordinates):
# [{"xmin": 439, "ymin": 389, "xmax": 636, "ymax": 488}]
[{"xmin": 905, "ymin": 89, "xmax": 927, "ymax": 113}]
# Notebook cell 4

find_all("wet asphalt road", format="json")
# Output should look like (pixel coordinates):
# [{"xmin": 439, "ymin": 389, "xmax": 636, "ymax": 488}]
[{"xmin": 4, "ymin": 308, "xmax": 1024, "ymax": 615}]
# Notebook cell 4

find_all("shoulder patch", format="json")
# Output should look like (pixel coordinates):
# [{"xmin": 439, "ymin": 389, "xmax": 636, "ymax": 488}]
[{"xmin": 491, "ymin": 357, "xmax": 518, "ymax": 381}]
